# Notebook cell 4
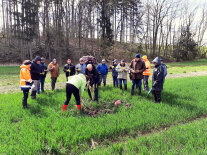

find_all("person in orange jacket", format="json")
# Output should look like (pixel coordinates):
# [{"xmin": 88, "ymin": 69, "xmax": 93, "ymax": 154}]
[
  {"xmin": 142, "ymin": 55, "xmax": 151, "ymax": 91},
  {"xmin": 20, "ymin": 60, "xmax": 33, "ymax": 109}
]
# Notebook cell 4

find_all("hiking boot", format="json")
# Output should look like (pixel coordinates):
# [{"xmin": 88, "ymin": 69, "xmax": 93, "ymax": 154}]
[
  {"xmin": 131, "ymin": 90, "xmax": 134, "ymax": 96},
  {"xmin": 138, "ymin": 90, "xmax": 141, "ymax": 96}
]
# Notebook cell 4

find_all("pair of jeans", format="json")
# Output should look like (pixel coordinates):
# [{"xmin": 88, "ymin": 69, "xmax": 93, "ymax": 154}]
[
  {"xmin": 51, "ymin": 77, "xmax": 57, "ymax": 90},
  {"xmin": 99, "ymin": 74, "xmax": 107, "ymax": 86},
  {"xmin": 37, "ymin": 77, "xmax": 46, "ymax": 93},
  {"xmin": 131, "ymin": 79, "xmax": 142, "ymax": 91},
  {"xmin": 22, "ymin": 90, "xmax": 29, "ymax": 107},
  {"xmin": 113, "ymin": 76, "xmax": 118, "ymax": 87},
  {"xmin": 143, "ymin": 76, "xmax": 149, "ymax": 91},
  {"xmin": 118, "ymin": 79, "xmax": 127, "ymax": 90},
  {"xmin": 88, "ymin": 83, "xmax": 99, "ymax": 101},
  {"xmin": 64, "ymin": 84, "xmax": 80, "ymax": 105}
]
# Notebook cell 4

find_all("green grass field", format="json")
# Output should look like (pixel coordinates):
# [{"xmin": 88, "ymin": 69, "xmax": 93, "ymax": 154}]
[
  {"xmin": 1, "ymin": 74, "xmax": 207, "ymax": 154},
  {"xmin": 1, "ymin": 59, "xmax": 207, "ymax": 154}
]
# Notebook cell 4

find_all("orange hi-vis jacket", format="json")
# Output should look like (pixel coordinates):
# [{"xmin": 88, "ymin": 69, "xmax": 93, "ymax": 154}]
[
  {"xmin": 20, "ymin": 65, "xmax": 32, "ymax": 90},
  {"xmin": 142, "ymin": 56, "xmax": 151, "ymax": 76}
]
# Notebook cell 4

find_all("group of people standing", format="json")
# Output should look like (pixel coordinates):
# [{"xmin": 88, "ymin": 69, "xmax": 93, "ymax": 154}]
[
  {"xmin": 20, "ymin": 56, "xmax": 60, "ymax": 108},
  {"xmin": 20, "ymin": 54, "xmax": 167, "ymax": 111}
]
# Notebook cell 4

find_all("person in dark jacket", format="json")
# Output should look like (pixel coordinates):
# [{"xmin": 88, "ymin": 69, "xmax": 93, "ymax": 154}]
[
  {"xmin": 110, "ymin": 59, "xmax": 118, "ymax": 87},
  {"xmin": 152, "ymin": 57, "xmax": 165, "ymax": 103},
  {"xmin": 97, "ymin": 59, "xmax": 108, "ymax": 86},
  {"xmin": 37, "ymin": 57, "xmax": 48, "ymax": 94},
  {"xmin": 160, "ymin": 58, "xmax": 167, "ymax": 83},
  {"xmin": 129, "ymin": 54, "xmax": 146, "ymax": 96},
  {"xmin": 85, "ymin": 64, "xmax": 100, "ymax": 101},
  {"xmin": 30, "ymin": 56, "xmax": 41, "ymax": 99},
  {"xmin": 63, "ymin": 59, "xmax": 76, "ymax": 81}
]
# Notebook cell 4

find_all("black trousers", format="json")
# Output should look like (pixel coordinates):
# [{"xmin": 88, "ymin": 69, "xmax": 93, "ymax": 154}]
[
  {"xmin": 64, "ymin": 84, "xmax": 80, "ymax": 105},
  {"xmin": 51, "ymin": 77, "xmax": 57, "ymax": 90},
  {"xmin": 152, "ymin": 90, "xmax": 162, "ymax": 103},
  {"xmin": 22, "ymin": 90, "xmax": 29, "ymax": 107},
  {"xmin": 88, "ymin": 83, "xmax": 98, "ymax": 101}
]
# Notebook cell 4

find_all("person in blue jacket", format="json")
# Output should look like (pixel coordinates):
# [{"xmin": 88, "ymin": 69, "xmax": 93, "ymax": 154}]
[
  {"xmin": 37, "ymin": 57, "xmax": 48, "ymax": 94},
  {"xmin": 97, "ymin": 59, "xmax": 108, "ymax": 86}
]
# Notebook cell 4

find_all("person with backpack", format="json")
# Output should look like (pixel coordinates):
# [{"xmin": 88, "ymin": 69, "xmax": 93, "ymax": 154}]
[
  {"xmin": 129, "ymin": 54, "xmax": 146, "ymax": 96},
  {"xmin": 62, "ymin": 74, "xmax": 86, "ymax": 113},
  {"xmin": 152, "ymin": 57, "xmax": 165, "ymax": 103},
  {"xmin": 20, "ymin": 60, "xmax": 33, "ymax": 108},
  {"xmin": 76, "ymin": 58, "xmax": 86, "ymax": 75},
  {"xmin": 110, "ymin": 59, "xmax": 118, "ymax": 87},
  {"xmin": 63, "ymin": 59, "xmax": 76, "ymax": 81},
  {"xmin": 97, "ymin": 59, "xmax": 108, "ymax": 86},
  {"xmin": 116, "ymin": 59, "xmax": 129, "ymax": 90},
  {"xmin": 160, "ymin": 58, "xmax": 167, "ymax": 83},
  {"xmin": 30, "ymin": 56, "xmax": 41, "ymax": 99},
  {"xmin": 48, "ymin": 58, "xmax": 60, "ymax": 90},
  {"xmin": 142, "ymin": 55, "xmax": 151, "ymax": 91},
  {"xmin": 37, "ymin": 57, "xmax": 48, "ymax": 94}
]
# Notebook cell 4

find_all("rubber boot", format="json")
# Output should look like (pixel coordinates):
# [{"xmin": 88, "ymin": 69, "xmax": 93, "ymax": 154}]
[
  {"xmin": 120, "ymin": 85, "xmax": 122, "ymax": 90},
  {"xmin": 62, "ymin": 104, "xmax": 68, "ymax": 111},
  {"xmin": 77, "ymin": 105, "xmax": 81, "ymax": 113}
]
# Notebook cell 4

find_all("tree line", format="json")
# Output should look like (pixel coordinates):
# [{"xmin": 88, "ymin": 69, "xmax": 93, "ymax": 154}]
[{"xmin": 0, "ymin": 0, "xmax": 207, "ymax": 63}]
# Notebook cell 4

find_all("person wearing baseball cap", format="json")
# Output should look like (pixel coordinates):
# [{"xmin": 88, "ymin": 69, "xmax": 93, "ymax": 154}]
[
  {"xmin": 129, "ymin": 54, "xmax": 146, "ymax": 96},
  {"xmin": 63, "ymin": 59, "xmax": 76, "ymax": 81}
]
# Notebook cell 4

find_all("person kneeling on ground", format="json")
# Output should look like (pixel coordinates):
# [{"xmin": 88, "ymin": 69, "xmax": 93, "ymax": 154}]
[
  {"xmin": 62, "ymin": 74, "xmax": 86, "ymax": 112},
  {"xmin": 116, "ymin": 59, "xmax": 129, "ymax": 90},
  {"xmin": 20, "ymin": 60, "xmax": 33, "ymax": 109},
  {"xmin": 152, "ymin": 57, "xmax": 164, "ymax": 103},
  {"xmin": 85, "ymin": 64, "xmax": 100, "ymax": 101}
]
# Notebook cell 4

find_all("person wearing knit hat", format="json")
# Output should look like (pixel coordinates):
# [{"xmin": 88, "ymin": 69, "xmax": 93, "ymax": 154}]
[
  {"xmin": 110, "ymin": 59, "xmax": 118, "ymax": 87},
  {"xmin": 48, "ymin": 58, "xmax": 60, "ymax": 90},
  {"xmin": 129, "ymin": 54, "xmax": 146, "ymax": 96},
  {"xmin": 20, "ymin": 60, "xmax": 32, "ymax": 108},
  {"xmin": 63, "ymin": 59, "xmax": 76, "ymax": 81},
  {"xmin": 30, "ymin": 56, "xmax": 41, "ymax": 99}
]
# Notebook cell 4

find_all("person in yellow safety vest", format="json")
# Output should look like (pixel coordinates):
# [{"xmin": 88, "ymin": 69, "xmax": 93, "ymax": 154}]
[
  {"xmin": 142, "ymin": 55, "xmax": 151, "ymax": 91},
  {"xmin": 20, "ymin": 60, "xmax": 33, "ymax": 109}
]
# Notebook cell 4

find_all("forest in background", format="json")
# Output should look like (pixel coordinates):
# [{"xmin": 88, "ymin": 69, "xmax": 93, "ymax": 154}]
[{"xmin": 0, "ymin": 0, "xmax": 207, "ymax": 64}]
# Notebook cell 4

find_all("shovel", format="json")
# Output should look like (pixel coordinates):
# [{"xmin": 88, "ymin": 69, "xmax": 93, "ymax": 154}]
[{"xmin": 147, "ymin": 88, "xmax": 152, "ymax": 97}]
